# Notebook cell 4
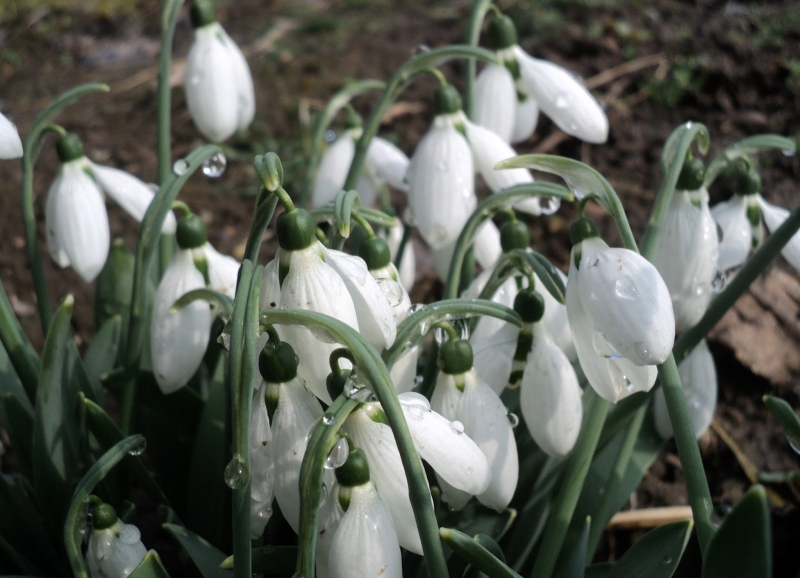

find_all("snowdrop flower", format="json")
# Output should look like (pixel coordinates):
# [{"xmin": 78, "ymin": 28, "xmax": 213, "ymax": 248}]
[
  {"xmin": 406, "ymin": 84, "xmax": 538, "ymax": 252},
  {"xmin": 0, "ymin": 111, "xmax": 22, "ymax": 159},
  {"xmin": 566, "ymin": 218, "xmax": 674, "ymax": 403},
  {"xmin": 431, "ymin": 336, "xmax": 518, "ymax": 510},
  {"xmin": 652, "ymin": 159, "xmax": 720, "ymax": 331},
  {"xmin": 712, "ymin": 168, "xmax": 800, "ymax": 273},
  {"xmin": 326, "ymin": 448, "xmax": 401, "ymax": 578},
  {"xmin": 653, "ymin": 339, "xmax": 717, "ymax": 440},
  {"xmin": 151, "ymin": 213, "xmax": 239, "ymax": 393},
  {"xmin": 85, "ymin": 502, "xmax": 147, "ymax": 578},
  {"xmin": 312, "ymin": 113, "xmax": 409, "ymax": 208},
  {"xmin": 260, "ymin": 208, "xmax": 396, "ymax": 403},
  {"xmin": 45, "ymin": 132, "xmax": 176, "ymax": 282},
  {"xmin": 342, "ymin": 393, "xmax": 490, "ymax": 553},
  {"xmin": 474, "ymin": 15, "xmax": 608, "ymax": 145},
  {"xmin": 184, "ymin": 0, "xmax": 255, "ymax": 142}
]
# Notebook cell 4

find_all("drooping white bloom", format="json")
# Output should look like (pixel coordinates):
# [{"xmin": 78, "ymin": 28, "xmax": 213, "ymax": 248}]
[
  {"xmin": 711, "ymin": 193, "xmax": 761, "ymax": 273},
  {"xmin": 85, "ymin": 520, "xmax": 147, "ymax": 578},
  {"xmin": 327, "ymin": 482, "xmax": 401, "ymax": 578},
  {"xmin": 474, "ymin": 63, "xmax": 520, "ymax": 144},
  {"xmin": 0, "ymin": 111, "xmax": 23, "ymax": 159},
  {"xmin": 759, "ymin": 197, "xmax": 800, "ymax": 270},
  {"xmin": 431, "ymin": 368, "xmax": 518, "ymax": 510},
  {"xmin": 312, "ymin": 128, "xmax": 409, "ymax": 208},
  {"xmin": 567, "ymin": 232, "xmax": 673, "ymax": 402},
  {"xmin": 150, "ymin": 249, "xmax": 212, "ymax": 393},
  {"xmin": 521, "ymin": 323, "xmax": 583, "ymax": 456},
  {"xmin": 260, "ymin": 242, "xmax": 396, "ymax": 403},
  {"xmin": 652, "ymin": 188, "xmax": 719, "ymax": 331},
  {"xmin": 653, "ymin": 339, "xmax": 717, "ymax": 440},
  {"xmin": 250, "ymin": 381, "xmax": 274, "ymax": 538},
  {"xmin": 184, "ymin": 21, "xmax": 255, "ymax": 142},
  {"xmin": 342, "ymin": 395, "xmax": 490, "ymax": 553}
]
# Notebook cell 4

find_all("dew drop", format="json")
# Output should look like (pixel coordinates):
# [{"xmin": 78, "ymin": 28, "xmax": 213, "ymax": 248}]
[
  {"xmin": 539, "ymin": 196, "xmax": 561, "ymax": 215},
  {"xmin": 782, "ymin": 148, "xmax": 796, "ymax": 158},
  {"xmin": 414, "ymin": 375, "xmax": 424, "ymax": 385},
  {"xmin": 202, "ymin": 152, "xmax": 227, "ymax": 178},
  {"xmin": 407, "ymin": 303, "xmax": 426, "ymax": 316},
  {"xmin": 684, "ymin": 121, "xmax": 694, "ymax": 129},
  {"xmin": 662, "ymin": 556, "xmax": 673, "ymax": 565},
  {"xmin": 413, "ymin": 44, "xmax": 431, "ymax": 55},
  {"xmin": 325, "ymin": 438, "xmax": 350, "ymax": 470},
  {"xmin": 319, "ymin": 483, "xmax": 328, "ymax": 506},
  {"xmin": 324, "ymin": 129, "xmax": 337, "ymax": 143},
  {"xmin": 224, "ymin": 456, "xmax": 249, "ymax": 489},
  {"xmin": 128, "ymin": 438, "xmax": 147, "ymax": 456},
  {"xmin": 788, "ymin": 435, "xmax": 800, "ymax": 455},
  {"xmin": 450, "ymin": 420, "xmax": 465, "ymax": 434},
  {"xmin": 376, "ymin": 278, "xmax": 405, "ymax": 307},
  {"xmin": 592, "ymin": 331, "xmax": 621, "ymax": 360},
  {"xmin": 507, "ymin": 413, "xmax": 519, "ymax": 428},
  {"xmin": 555, "ymin": 93, "xmax": 572, "ymax": 109},
  {"xmin": 322, "ymin": 415, "xmax": 335, "ymax": 426},
  {"xmin": 401, "ymin": 392, "xmax": 431, "ymax": 419},
  {"xmin": 466, "ymin": 467, "xmax": 473, "ymax": 475},
  {"xmin": 711, "ymin": 270, "xmax": 727, "ymax": 293},
  {"xmin": 172, "ymin": 159, "xmax": 189, "ymax": 176}
]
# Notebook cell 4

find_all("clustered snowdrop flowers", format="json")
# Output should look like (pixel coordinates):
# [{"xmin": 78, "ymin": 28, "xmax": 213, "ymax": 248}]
[
  {"xmin": 566, "ymin": 218, "xmax": 675, "ymax": 403},
  {"xmin": 85, "ymin": 502, "xmax": 147, "ymax": 578},
  {"xmin": 474, "ymin": 15, "xmax": 608, "ymax": 145},
  {"xmin": 150, "ymin": 212, "xmax": 239, "ymax": 393},
  {"xmin": 46, "ymin": 132, "xmax": 177, "ymax": 282},
  {"xmin": 184, "ymin": 0, "xmax": 255, "ymax": 142},
  {"xmin": 0, "ymin": 110, "xmax": 23, "ymax": 159}
]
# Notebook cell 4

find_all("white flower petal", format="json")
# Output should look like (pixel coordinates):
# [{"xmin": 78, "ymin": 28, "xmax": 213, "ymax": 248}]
[
  {"xmin": 86, "ymin": 521, "xmax": 147, "ymax": 578},
  {"xmin": 202, "ymin": 243, "xmax": 240, "ymax": 298},
  {"xmin": 390, "ymin": 346, "xmax": 419, "ymax": 394},
  {"xmin": 367, "ymin": 137, "xmax": 410, "ymax": 192},
  {"xmin": 577, "ymin": 237, "xmax": 675, "ymax": 366},
  {"xmin": 511, "ymin": 93, "xmax": 539, "ymax": 144},
  {"xmin": 711, "ymin": 195, "xmax": 753, "ymax": 272},
  {"xmin": 431, "ymin": 239, "xmax": 457, "ymax": 281},
  {"xmin": 522, "ymin": 324, "xmax": 582, "ymax": 457},
  {"xmin": 328, "ymin": 483, "xmax": 402, "ymax": 578},
  {"xmin": 250, "ymin": 382, "xmax": 274, "ymax": 538},
  {"xmin": 89, "ymin": 163, "xmax": 177, "ymax": 234},
  {"xmin": 312, "ymin": 133, "xmax": 356, "ymax": 208},
  {"xmin": 514, "ymin": 46, "xmax": 608, "ymax": 144},
  {"xmin": 472, "ymin": 323, "xmax": 519, "ymax": 394},
  {"xmin": 46, "ymin": 160, "xmax": 110, "ymax": 282},
  {"xmin": 0, "ymin": 111, "xmax": 23, "ymax": 159},
  {"xmin": 151, "ymin": 249, "xmax": 212, "ymax": 393},
  {"xmin": 407, "ymin": 119, "xmax": 477, "ymax": 249},
  {"xmin": 184, "ymin": 23, "xmax": 241, "ymax": 142},
  {"xmin": 259, "ymin": 257, "xmax": 281, "ymax": 310},
  {"xmin": 464, "ymin": 120, "xmax": 534, "ymax": 193},
  {"xmin": 461, "ymin": 270, "xmax": 518, "ymax": 343},
  {"xmin": 316, "ymin": 474, "xmax": 344, "ymax": 578},
  {"xmin": 385, "ymin": 223, "xmax": 416, "ymax": 290},
  {"xmin": 473, "ymin": 220, "xmax": 503, "ymax": 270},
  {"xmin": 457, "ymin": 369, "xmax": 518, "ymax": 510},
  {"xmin": 272, "ymin": 377, "xmax": 324, "ymax": 533},
  {"xmin": 759, "ymin": 196, "xmax": 800, "ymax": 270},
  {"xmin": 474, "ymin": 63, "xmax": 517, "ymax": 143},
  {"xmin": 219, "ymin": 27, "xmax": 256, "ymax": 132},
  {"xmin": 399, "ymin": 392, "xmax": 490, "ymax": 496},
  {"xmin": 343, "ymin": 408, "xmax": 423, "ymax": 554},
  {"xmin": 541, "ymin": 269, "xmax": 576, "ymax": 361}
]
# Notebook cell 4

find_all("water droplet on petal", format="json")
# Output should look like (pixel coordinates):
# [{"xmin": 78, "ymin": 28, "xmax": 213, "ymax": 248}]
[
  {"xmin": 711, "ymin": 270, "xmax": 727, "ymax": 293},
  {"xmin": 507, "ymin": 413, "xmax": 519, "ymax": 428},
  {"xmin": 224, "ymin": 456, "xmax": 249, "ymax": 489},
  {"xmin": 376, "ymin": 278, "xmax": 405, "ymax": 307},
  {"xmin": 555, "ymin": 93, "xmax": 572, "ymax": 109},
  {"xmin": 202, "ymin": 152, "xmax": 227, "ymax": 178},
  {"xmin": 539, "ymin": 196, "xmax": 561, "ymax": 215},
  {"xmin": 128, "ymin": 438, "xmax": 147, "ymax": 456},
  {"xmin": 450, "ymin": 420, "xmax": 465, "ymax": 434},
  {"xmin": 172, "ymin": 159, "xmax": 189, "ymax": 176},
  {"xmin": 401, "ymin": 392, "xmax": 431, "ymax": 419},
  {"xmin": 324, "ymin": 129, "xmax": 337, "ymax": 143},
  {"xmin": 414, "ymin": 375, "xmax": 424, "ymax": 386},
  {"xmin": 592, "ymin": 331, "xmax": 621, "ymax": 360},
  {"xmin": 325, "ymin": 437, "xmax": 350, "ymax": 469}
]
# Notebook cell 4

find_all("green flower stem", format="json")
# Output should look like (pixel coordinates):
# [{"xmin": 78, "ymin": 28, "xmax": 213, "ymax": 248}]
[
  {"xmin": 171, "ymin": 288, "xmax": 234, "ymax": 318},
  {"xmin": 443, "ymin": 183, "xmax": 573, "ymax": 299},
  {"xmin": 639, "ymin": 122, "xmax": 709, "ymax": 259},
  {"xmin": 658, "ymin": 354, "xmax": 715, "ymax": 553},
  {"xmin": 244, "ymin": 188, "xmax": 280, "ymax": 264},
  {"xmin": 309, "ymin": 205, "xmax": 398, "ymax": 230},
  {"xmin": 343, "ymin": 45, "xmax": 497, "ymax": 191},
  {"xmin": 393, "ymin": 222, "xmax": 412, "ymax": 270},
  {"xmin": 300, "ymin": 79, "xmax": 386, "ymax": 207},
  {"xmin": 120, "ymin": 144, "xmax": 221, "ymax": 435},
  {"xmin": 297, "ymin": 395, "xmax": 358, "ymax": 577},
  {"xmin": 464, "ymin": 0, "xmax": 494, "ymax": 119},
  {"xmin": 20, "ymin": 82, "xmax": 109, "ymax": 333},
  {"xmin": 440, "ymin": 527, "xmax": 522, "ymax": 578},
  {"xmin": 274, "ymin": 185, "xmax": 295, "ymax": 212},
  {"xmin": 529, "ymin": 389, "xmax": 610, "ymax": 578},
  {"xmin": 259, "ymin": 308, "xmax": 448, "ymax": 578}
]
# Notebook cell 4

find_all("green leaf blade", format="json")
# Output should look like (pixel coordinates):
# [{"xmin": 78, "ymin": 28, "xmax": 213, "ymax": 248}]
[{"xmin": 606, "ymin": 519, "xmax": 692, "ymax": 578}]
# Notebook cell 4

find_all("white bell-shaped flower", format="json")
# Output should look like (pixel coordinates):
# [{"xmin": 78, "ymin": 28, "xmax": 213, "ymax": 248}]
[
  {"xmin": 711, "ymin": 194, "xmax": 761, "ymax": 273},
  {"xmin": 653, "ymin": 339, "xmax": 717, "ymax": 440},
  {"xmin": 0, "ymin": 111, "xmax": 23, "ymax": 159},
  {"xmin": 474, "ymin": 63, "xmax": 518, "ymax": 143},
  {"xmin": 184, "ymin": 2, "xmax": 255, "ymax": 143},
  {"xmin": 566, "ymin": 218, "xmax": 674, "ymax": 402},
  {"xmin": 431, "ymin": 356, "xmax": 518, "ymax": 510},
  {"xmin": 312, "ymin": 124, "xmax": 409, "ymax": 208},
  {"xmin": 342, "ymin": 395, "xmax": 490, "ymax": 554},
  {"xmin": 85, "ymin": 505, "xmax": 147, "ymax": 578},
  {"xmin": 250, "ymin": 381, "xmax": 274, "ymax": 538},
  {"xmin": 758, "ymin": 196, "xmax": 800, "ymax": 270},
  {"xmin": 521, "ymin": 322, "xmax": 583, "ymax": 457},
  {"xmin": 652, "ymin": 187, "xmax": 719, "ymax": 331}
]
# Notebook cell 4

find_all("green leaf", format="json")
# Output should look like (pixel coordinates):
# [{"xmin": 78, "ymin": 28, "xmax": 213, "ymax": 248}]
[
  {"xmin": 585, "ymin": 562, "xmax": 613, "ymax": 578},
  {"xmin": 440, "ymin": 527, "xmax": 522, "ymax": 578},
  {"xmin": 607, "ymin": 520, "xmax": 692, "ymax": 578},
  {"xmin": 508, "ymin": 250, "xmax": 566, "ymax": 304},
  {"xmin": 83, "ymin": 315, "xmax": 121, "ymax": 400},
  {"xmin": 186, "ymin": 357, "xmax": 231, "ymax": 549},
  {"xmin": 704, "ymin": 134, "xmax": 797, "ymax": 187},
  {"xmin": 128, "ymin": 551, "xmax": 172, "ymax": 578},
  {"xmin": 763, "ymin": 395, "xmax": 800, "ymax": 446},
  {"xmin": 0, "ymin": 395, "xmax": 33, "ymax": 475},
  {"xmin": 172, "ymin": 289, "xmax": 234, "ymax": 319},
  {"xmin": 0, "ymin": 338, "xmax": 32, "ymax": 413},
  {"xmin": 333, "ymin": 189, "xmax": 361, "ymax": 237},
  {"xmin": 94, "ymin": 239, "xmax": 135, "ymax": 333},
  {"xmin": 441, "ymin": 502, "xmax": 517, "ymax": 543},
  {"xmin": 32, "ymin": 295, "xmax": 83, "ymax": 529},
  {"xmin": 703, "ymin": 485, "xmax": 771, "ymax": 578},
  {"xmin": 0, "ymin": 281, "xmax": 41, "ymax": 401},
  {"xmin": 64, "ymin": 435, "xmax": 147, "ymax": 578},
  {"xmin": 556, "ymin": 517, "xmax": 590, "ymax": 578},
  {"xmin": 758, "ymin": 470, "xmax": 800, "ymax": 506},
  {"xmin": 222, "ymin": 545, "xmax": 297, "ymax": 574},
  {"xmin": 163, "ymin": 523, "xmax": 230, "ymax": 578}
]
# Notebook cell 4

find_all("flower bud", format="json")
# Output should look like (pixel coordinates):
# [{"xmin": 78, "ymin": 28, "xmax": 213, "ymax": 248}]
[
  {"xmin": 438, "ymin": 339, "xmax": 474, "ymax": 375},
  {"xmin": 259, "ymin": 341, "xmax": 299, "ymax": 384},
  {"xmin": 175, "ymin": 213, "xmax": 208, "ymax": 250},
  {"xmin": 276, "ymin": 209, "xmax": 316, "ymax": 250},
  {"xmin": 513, "ymin": 289, "xmax": 545, "ymax": 323},
  {"xmin": 487, "ymin": 15, "xmax": 518, "ymax": 50},
  {"xmin": 500, "ymin": 219, "xmax": 530, "ymax": 252}
]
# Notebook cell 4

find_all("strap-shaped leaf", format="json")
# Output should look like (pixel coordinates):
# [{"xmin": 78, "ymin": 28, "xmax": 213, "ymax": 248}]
[
  {"xmin": 703, "ymin": 485, "xmax": 771, "ymax": 578},
  {"xmin": 440, "ymin": 502, "xmax": 517, "ymax": 544},
  {"xmin": 704, "ymin": 134, "xmax": 797, "ymax": 187},
  {"xmin": 163, "ymin": 524, "xmax": 228, "ymax": 578},
  {"xmin": 0, "ymin": 394, "xmax": 33, "ymax": 476},
  {"xmin": 333, "ymin": 189, "xmax": 361, "ymax": 237},
  {"xmin": 607, "ymin": 519, "xmax": 692, "ymax": 578},
  {"xmin": 557, "ymin": 517, "xmax": 590, "ymax": 578},
  {"xmin": 509, "ymin": 249, "xmax": 566, "ymax": 304},
  {"xmin": 440, "ymin": 527, "xmax": 522, "ymax": 578},
  {"xmin": 764, "ymin": 395, "xmax": 800, "ymax": 445},
  {"xmin": 83, "ymin": 316, "xmax": 121, "ymax": 401},
  {"xmin": 128, "ymin": 551, "xmax": 172, "ymax": 578}
]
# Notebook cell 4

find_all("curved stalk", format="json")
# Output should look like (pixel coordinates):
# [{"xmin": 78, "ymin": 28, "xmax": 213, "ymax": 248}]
[{"xmin": 244, "ymin": 188, "xmax": 280, "ymax": 264}]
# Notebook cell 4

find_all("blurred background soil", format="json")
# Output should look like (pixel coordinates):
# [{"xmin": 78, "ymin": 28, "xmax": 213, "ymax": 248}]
[{"xmin": 0, "ymin": 0, "xmax": 799, "ymax": 574}]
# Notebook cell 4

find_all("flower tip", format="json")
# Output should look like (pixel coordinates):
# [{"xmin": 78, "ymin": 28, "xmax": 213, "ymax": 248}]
[{"xmin": 220, "ymin": 556, "xmax": 234, "ymax": 569}]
